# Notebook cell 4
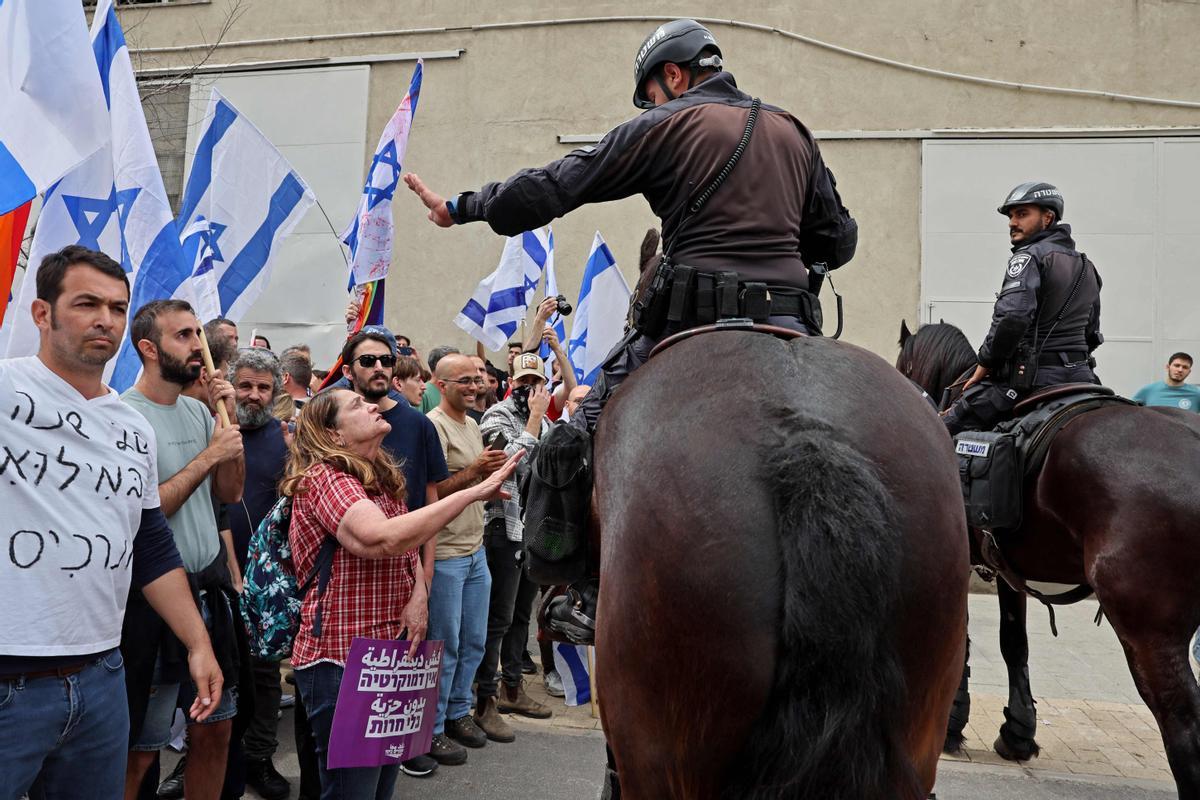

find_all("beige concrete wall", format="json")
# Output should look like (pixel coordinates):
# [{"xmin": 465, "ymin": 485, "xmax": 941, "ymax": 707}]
[{"xmin": 117, "ymin": 0, "xmax": 1200, "ymax": 362}]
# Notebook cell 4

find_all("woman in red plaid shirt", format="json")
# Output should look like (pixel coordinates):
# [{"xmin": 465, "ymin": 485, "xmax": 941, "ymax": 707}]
[{"xmin": 280, "ymin": 389, "xmax": 520, "ymax": 799}]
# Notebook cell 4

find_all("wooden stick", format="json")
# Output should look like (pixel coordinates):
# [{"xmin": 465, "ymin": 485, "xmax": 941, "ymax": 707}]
[
  {"xmin": 198, "ymin": 327, "xmax": 230, "ymax": 428},
  {"xmin": 587, "ymin": 645, "xmax": 599, "ymax": 719}
]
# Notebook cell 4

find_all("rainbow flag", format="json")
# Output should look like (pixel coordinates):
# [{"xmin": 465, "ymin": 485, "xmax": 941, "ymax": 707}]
[
  {"xmin": 318, "ymin": 279, "xmax": 387, "ymax": 391},
  {"xmin": 0, "ymin": 201, "xmax": 32, "ymax": 326}
]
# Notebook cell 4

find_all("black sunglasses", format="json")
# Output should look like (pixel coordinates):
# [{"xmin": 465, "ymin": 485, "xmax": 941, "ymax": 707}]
[{"xmin": 355, "ymin": 354, "xmax": 396, "ymax": 369}]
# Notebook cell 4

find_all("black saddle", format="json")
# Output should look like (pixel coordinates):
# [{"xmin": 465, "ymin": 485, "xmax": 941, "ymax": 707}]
[
  {"xmin": 1014, "ymin": 382, "xmax": 1113, "ymax": 416},
  {"xmin": 648, "ymin": 318, "xmax": 806, "ymax": 360}
]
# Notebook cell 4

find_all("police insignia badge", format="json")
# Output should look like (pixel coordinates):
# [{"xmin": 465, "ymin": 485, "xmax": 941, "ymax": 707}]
[{"xmin": 1007, "ymin": 253, "xmax": 1032, "ymax": 277}]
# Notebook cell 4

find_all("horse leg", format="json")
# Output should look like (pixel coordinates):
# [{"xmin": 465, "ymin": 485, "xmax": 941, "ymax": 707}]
[
  {"xmin": 994, "ymin": 580, "xmax": 1040, "ymax": 760},
  {"xmin": 1096, "ymin": 592, "xmax": 1200, "ymax": 797},
  {"xmin": 599, "ymin": 743, "xmax": 621, "ymax": 800},
  {"xmin": 944, "ymin": 630, "xmax": 971, "ymax": 754}
]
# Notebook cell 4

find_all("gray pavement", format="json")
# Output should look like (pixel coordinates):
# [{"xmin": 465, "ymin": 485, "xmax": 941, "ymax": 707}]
[
  {"xmin": 180, "ymin": 591, "xmax": 1179, "ymax": 798},
  {"xmin": 965, "ymin": 592, "xmax": 1144, "ymax": 705}
]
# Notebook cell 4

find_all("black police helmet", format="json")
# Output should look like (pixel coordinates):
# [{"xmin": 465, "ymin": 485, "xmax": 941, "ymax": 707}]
[
  {"xmin": 997, "ymin": 181, "xmax": 1065, "ymax": 221},
  {"xmin": 633, "ymin": 19, "xmax": 722, "ymax": 109}
]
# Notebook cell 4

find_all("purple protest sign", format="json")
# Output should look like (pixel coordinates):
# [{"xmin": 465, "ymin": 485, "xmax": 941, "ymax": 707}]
[{"xmin": 326, "ymin": 638, "xmax": 444, "ymax": 769}]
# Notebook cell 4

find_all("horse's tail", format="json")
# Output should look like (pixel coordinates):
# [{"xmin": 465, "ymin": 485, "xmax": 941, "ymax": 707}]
[{"xmin": 722, "ymin": 423, "xmax": 921, "ymax": 800}]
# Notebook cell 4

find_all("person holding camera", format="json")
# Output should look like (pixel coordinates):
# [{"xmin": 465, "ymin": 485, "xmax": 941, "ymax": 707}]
[
  {"xmin": 942, "ymin": 182, "xmax": 1103, "ymax": 435},
  {"xmin": 474, "ymin": 353, "xmax": 555, "ymax": 726},
  {"xmin": 518, "ymin": 297, "xmax": 578, "ymax": 422}
]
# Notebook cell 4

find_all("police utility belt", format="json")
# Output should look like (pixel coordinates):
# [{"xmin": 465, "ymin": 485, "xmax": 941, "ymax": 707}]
[{"xmin": 631, "ymin": 260, "xmax": 823, "ymax": 338}]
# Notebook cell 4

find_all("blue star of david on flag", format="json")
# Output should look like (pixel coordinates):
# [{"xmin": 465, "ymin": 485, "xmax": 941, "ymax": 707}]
[
  {"xmin": 364, "ymin": 141, "xmax": 400, "ymax": 211},
  {"xmin": 61, "ymin": 185, "xmax": 142, "ymax": 271},
  {"xmin": 183, "ymin": 217, "xmax": 227, "ymax": 276}
]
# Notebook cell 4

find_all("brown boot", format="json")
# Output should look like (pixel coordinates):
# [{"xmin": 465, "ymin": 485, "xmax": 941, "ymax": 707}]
[
  {"xmin": 473, "ymin": 694, "xmax": 516, "ymax": 743},
  {"xmin": 497, "ymin": 680, "xmax": 553, "ymax": 719}
]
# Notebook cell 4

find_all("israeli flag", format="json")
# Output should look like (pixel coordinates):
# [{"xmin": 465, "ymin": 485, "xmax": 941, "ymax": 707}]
[
  {"xmin": 454, "ymin": 228, "xmax": 551, "ymax": 351},
  {"xmin": 0, "ymin": 0, "xmax": 109, "ymax": 215},
  {"xmin": 172, "ymin": 89, "xmax": 315, "ymax": 323},
  {"xmin": 537, "ymin": 231, "xmax": 570, "ymax": 377},
  {"xmin": 1, "ymin": 0, "xmax": 188, "ymax": 378},
  {"xmin": 343, "ymin": 60, "xmax": 422, "ymax": 288},
  {"xmin": 568, "ymin": 232, "xmax": 631, "ymax": 385},
  {"xmin": 551, "ymin": 643, "xmax": 592, "ymax": 707}
]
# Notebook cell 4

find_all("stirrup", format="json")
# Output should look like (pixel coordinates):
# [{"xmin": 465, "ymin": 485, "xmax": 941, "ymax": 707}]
[{"xmin": 547, "ymin": 583, "xmax": 597, "ymax": 645}]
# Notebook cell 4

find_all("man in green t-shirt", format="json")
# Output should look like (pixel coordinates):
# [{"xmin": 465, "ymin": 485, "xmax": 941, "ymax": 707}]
[
  {"xmin": 1133, "ymin": 352, "xmax": 1200, "ymax": 413},
  {"xmin": 121, "ymin": 299, "xmax": 246, "ymax": 798}
]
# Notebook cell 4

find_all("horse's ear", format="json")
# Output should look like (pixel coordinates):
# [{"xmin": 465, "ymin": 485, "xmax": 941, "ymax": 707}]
[
  {"xmin": 899, "ymin": 320, "xmax": 913, "ymax": 346},
  {"xmin": 939, "ymin": 318, "xmax": 945, "ymax": 324}
]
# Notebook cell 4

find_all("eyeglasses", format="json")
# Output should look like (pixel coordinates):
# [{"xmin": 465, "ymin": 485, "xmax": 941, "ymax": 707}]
[
  {"xmin": 355, "ymin": 354, "xmax": 396, "ymax": 369},
  {"xmin": 445, "ymin": 377, "xmax": 485, "ymax": 387}
]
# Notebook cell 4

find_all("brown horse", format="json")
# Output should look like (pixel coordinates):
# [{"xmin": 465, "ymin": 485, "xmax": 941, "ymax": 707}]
[
  {"xmin": 591, "ymin": 330, "xmax": 969, "ymax": 799},
  {"xmin": 898, "ymin": 321, "xmax": 1200, "ymax": 798}
]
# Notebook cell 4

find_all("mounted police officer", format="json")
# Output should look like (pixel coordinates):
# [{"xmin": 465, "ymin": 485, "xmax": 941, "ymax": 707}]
[
  {"xmin": 405, "ymin": 19, "xmax": 859, "ymax": 644},
  {"xmin": 405, "ymin": 18, "xmax": 858, "ymax": 432},
  {"xmin": 943, "ymin": 182, "xmax": 1103, "ymax": 435}
]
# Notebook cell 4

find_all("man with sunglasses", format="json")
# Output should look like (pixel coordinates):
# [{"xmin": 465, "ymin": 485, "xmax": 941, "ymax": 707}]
[{"xmin": 339, "ymin": 329, "xmax": 450, "ymax": 777}]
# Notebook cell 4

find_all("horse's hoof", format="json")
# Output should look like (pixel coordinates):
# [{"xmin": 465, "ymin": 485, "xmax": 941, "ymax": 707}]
[
  {"xmin": 993, "ymin": 733, "xmax": 1039, "ymax": 762},
  {"xmin": 943, "ymin": 730, "xmax": 966, "ymax": 754}
]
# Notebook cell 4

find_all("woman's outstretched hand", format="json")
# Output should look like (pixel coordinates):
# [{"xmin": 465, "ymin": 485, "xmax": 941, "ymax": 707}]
[{"xmin": 473, "ymin": 449, "xmax": 525, "ymax": 502}]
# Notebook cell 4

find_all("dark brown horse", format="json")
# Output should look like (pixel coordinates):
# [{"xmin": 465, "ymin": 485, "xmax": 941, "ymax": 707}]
[
  {"xmin": 591, "ymin": 330, "xmax": 969, "ymax": 799},
  {"xmin": 898, "ymin": 321, "xmax": 1200, "ymax": 798}
]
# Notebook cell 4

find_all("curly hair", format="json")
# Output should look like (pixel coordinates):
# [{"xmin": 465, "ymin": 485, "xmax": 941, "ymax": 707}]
[{"xmin": 279, "ymin": 389, "xmax": 407, "ymax": 502}]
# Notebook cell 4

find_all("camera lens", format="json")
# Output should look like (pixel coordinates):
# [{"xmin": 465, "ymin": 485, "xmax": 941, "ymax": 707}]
[{"xmin": 555, "ymin": 294, "xmax": 573, "ymax": 316}]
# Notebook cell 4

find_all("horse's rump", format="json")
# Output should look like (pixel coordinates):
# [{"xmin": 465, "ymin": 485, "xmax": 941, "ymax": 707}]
[{"xmin": 595, "ymin": 333, "xmax": 967, "ymax": 800}]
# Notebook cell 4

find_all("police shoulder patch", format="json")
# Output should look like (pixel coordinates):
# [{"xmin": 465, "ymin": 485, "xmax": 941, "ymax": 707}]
[{"xmin": 1007, "ymin": 253, "xmax": 1032, "ymax": 278}]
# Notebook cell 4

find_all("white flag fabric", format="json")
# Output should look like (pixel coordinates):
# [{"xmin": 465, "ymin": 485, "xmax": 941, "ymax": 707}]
[
  {"xmin": 537, "ymin": 230, "xmax": 571, "ymax": 378},
  {"xmin": 0, "ymin": 0, "xmax": 109, "ymax": 215},
  {"xmin": 568, "ymin": 232, "xmax": 631, "ymax": 385},
  {"xmin": 169, "ymin": 88, "xmax": 316, "ymax": 326},
  {"xmin": 551, "ymin": 643, "xmax": 592, "ymax": 707},
  {"xmin": 342, "ymin": 60, "xmax": 422, "ymax": 288},
  {"xmin": 454, "ymin": 228, "xmax": 552, "ymax": 351},
  {"xmin": 1, "ymin": 0, "xmax": 187, "ymax": 389}
]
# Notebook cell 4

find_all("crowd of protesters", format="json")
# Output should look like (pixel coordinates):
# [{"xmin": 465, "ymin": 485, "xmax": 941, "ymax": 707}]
[{"xmin": 0, "ymin": 246, "xmax": 589, "ymax": 800}]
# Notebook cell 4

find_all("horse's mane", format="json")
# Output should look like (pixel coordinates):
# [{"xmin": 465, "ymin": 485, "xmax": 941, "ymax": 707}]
[{"xmin": 897, "ymin": 323, "xmax": 978, "ymax": 400}]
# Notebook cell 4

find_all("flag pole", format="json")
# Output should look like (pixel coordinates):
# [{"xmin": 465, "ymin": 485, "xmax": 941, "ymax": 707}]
[{"xmin": 198, "ymin": 327, "xmax": 231, "ymax": 427}]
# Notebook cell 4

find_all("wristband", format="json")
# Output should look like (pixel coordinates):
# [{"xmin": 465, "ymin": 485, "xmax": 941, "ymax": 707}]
[{"xmin": 444, "ymin": 197, "xmax": 458, "ymax": 224}]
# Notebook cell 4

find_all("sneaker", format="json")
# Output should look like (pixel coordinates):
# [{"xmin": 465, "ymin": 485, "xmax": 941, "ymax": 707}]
[
  {"xmin": 543, "ymin": 669, "xmax": 566, "ymax": 698},
  {"xmin": 400, "ymin": 754, "xmax": 439, "ymax": 777},
  {"xmin": 429, "ymin": 733, "xmax": 468, "ymax": 766},
  {"xmin": 473, "ymin": 694, "xmax": 515, "ymax": 743},
  {"xmin": 498, "ymin": 680, "xmax": 553, "ymax": 719},
  {"xmin": 245, "ymin": 757, "xmax": 290, "ymax": 800},
  {"xmin": 156, "ymin": 756, "xmax": 186, "ymax": 799},
  {"xmin": 279, "ymin": 692, "xmax": 296, "ymax": 709},
  {"xmin": 445, "ymin": 715, "xmax": 487, "ymax": 748},
  {"xmin": 521, "ymin": 649, "xmax": 537, "ymax": 675}
]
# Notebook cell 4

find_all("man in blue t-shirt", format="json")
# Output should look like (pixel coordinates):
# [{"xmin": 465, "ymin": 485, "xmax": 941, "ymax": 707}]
[
  {"xmin": 340, "ymin": 327, "xmax": 450, "ymax": 777},
  {"xmin": 1133, "ymin": 352, "xmax": 1200, "ymax": 413}
]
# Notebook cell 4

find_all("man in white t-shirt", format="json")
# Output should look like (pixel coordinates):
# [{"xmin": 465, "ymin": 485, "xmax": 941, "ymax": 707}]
[{"xmin": 0, "ymin": 246, "xmax": 221, "ymax": 800}]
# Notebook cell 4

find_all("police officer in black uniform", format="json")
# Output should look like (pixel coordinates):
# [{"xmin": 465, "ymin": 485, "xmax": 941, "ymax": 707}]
[
  {"xmin": 406, "ymin": 19, "xmax": 858, "ymax": 433},
  {"xmin": 405, "ymin": 19, "xmax": 859, "ymax": 645},
  {"xmin": 943, "ymin": 182, "xmax": 1103, "ymax": 435}
]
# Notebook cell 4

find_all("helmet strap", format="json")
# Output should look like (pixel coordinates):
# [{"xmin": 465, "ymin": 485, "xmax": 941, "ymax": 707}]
[{"xmin": 653, "ymin": 71, "xmax": 677, "ymax": 103}]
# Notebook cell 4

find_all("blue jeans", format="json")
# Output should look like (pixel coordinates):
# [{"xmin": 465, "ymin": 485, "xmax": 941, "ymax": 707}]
[
  {"xmin": 0, "ymin": 650, "xmax": 129, "ymax": 800},
  {"xmin": 295, "ymin": 662, "xmax": 399, "ymax": 800},
  {"xmin": 428, "ymin": 548, "xmax": 492, "ymax": 732}
]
